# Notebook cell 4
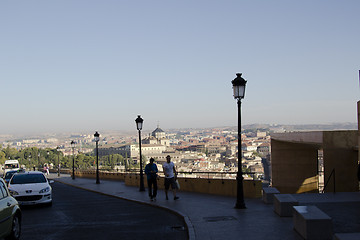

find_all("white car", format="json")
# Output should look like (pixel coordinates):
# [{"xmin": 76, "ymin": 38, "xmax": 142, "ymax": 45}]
[
  {"xmin": 8, "ymin": 171, "xmax": 53, "ymax": 206},
  {"xmin": 0, "ymin": 178, "xmax": 21, "ymax": 240}
]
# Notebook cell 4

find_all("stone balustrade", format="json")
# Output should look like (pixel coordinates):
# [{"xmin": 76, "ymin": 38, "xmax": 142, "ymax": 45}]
[{"xmin": 66, "ymin": 169, "xmax": 262, "ymax": 198}]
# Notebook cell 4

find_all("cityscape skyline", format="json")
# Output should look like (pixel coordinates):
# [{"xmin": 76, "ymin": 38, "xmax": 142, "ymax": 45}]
[
  {"xmin": 1, "ymin": 1, "xmax": 359, "ymax": 135},
  {"xmin": 1, "ymin": 123, "xmax": 357, "ymax": 142}
]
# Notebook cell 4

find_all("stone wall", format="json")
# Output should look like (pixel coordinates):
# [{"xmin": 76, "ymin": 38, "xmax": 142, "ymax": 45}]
[
  {"xmin": 323, "ymin": 130, "xmax": 358, "ymax": 192},
  {"xmin": 271, "ymin": 129, "xmax": 358, "ymax": 194},
  {"xmin": 271, "ymin": 139, "xmax": 319, "ymax": 193},
  {"xmin": 72, "ymin": 170, "xmax": 262, "ymax": 198}
]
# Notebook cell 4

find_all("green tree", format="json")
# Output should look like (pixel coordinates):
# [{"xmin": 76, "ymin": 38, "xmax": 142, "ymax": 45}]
[
  {"xmin": 0, "ymin": 150, "xmax": 6, "ymax": 164},
  {"xmin": 252, "ymin": 151, "xmax": 261, "ymax": 158},
  {"xmin": 113, "ymin": 154, "xmax": 124, "ymax": 165},
  {"xmin": 62, "ymin": 155, "xmax": 72, "ymax": 168},
  {"xmin": 4, "ymin": 145, "xmax": 18, "ymax": 160},
  {"xmin": 75, "ymin": 153, "xmax": 94, "ymax": 169}
]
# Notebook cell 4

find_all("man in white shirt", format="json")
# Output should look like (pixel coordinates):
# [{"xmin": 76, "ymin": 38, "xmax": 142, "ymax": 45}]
[{"xmin": 162, "ymin": 155, "xmax": 179, "ymax": 200}]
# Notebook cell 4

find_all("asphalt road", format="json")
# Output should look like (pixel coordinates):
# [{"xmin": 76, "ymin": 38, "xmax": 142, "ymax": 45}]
[{"xmin": 20, "ymin": 182, "xmax": 188, "ymax": 240}]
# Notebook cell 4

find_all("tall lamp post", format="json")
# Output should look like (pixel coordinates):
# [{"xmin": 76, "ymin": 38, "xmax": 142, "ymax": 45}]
[
  {"xmin": 56, "ymin": 146, "xmax": 61, "ymax": 177},
  {"xmin": 71, "ymin": 140, "xmax": 76, "ymax": 180},
  {"xmin": 47, "ymin": 151, "xmax": 49, "ymax": 172},
  {"xmin": 94, "ymin": 131, "xmax": 100, "ymax": 184},
  {"xmin": 135, "ymin": 115, "xmax": 145, "ymax": 192},
  {"xmin": 38, "ymin": 153, "xmax": 41, "ymax": 169},
  {"xmin": 232, "ymin": 73, "xmax": 247, "ymax": 209}
]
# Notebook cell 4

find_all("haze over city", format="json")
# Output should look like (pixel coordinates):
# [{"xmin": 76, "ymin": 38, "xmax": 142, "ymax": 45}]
[{"xmin": 1, "ymin": 1, "xmax": 359, "ymax": 135}]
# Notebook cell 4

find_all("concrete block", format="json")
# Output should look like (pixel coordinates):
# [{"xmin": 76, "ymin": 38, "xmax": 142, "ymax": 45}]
[
  {"xmin": 262, "ymin": 187, "xmax": 280, "ymax": 204},
  {"xmin": 274, "ymin": 194, "xmax": 299, "ymax": 217},
  {"xmin": 334, "ymin": 233, "xmax": 360, "ymax": 240},
  {"xmin": 293, "ymin": 206, "xmax": 332, "ymax": 240}
]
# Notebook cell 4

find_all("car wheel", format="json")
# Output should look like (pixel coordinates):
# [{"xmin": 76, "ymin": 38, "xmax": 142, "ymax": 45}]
[{"xmin": 5, "ymin": 214, "xmax": 21, "ymax": 240}]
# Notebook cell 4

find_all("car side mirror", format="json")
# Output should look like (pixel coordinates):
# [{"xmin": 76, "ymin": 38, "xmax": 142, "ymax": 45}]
[{"xmin": 49, "ymin": 180, "xmax": 55, "ymax": 184}]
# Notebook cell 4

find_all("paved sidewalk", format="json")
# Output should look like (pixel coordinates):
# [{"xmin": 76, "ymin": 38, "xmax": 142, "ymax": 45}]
[{"xmin": 51, "ymin": 174, "xmax": 302, "ymax": 240}]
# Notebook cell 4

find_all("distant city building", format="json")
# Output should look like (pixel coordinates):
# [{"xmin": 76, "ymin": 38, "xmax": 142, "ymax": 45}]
[
  {"xmin": 256, "ymin": 131, "xmax": 267, "ymax": 138},
  {"xmin": 257, "ymin": 142, "xmax": 270, "ymax": 157},
  {"xmin": 242, "ymin": 143, "xmax": 257, "ymax": 152},
  {"xmin": 22, "ymin": 139, "xmax": 40, "ymax": 144},
  {"xmin": 98, "ymin": 143, "xmax": 166, "ymax": 159},
  {"xmin": 142, "ymin": 125, "xmax": 170, "ymax": 146}
]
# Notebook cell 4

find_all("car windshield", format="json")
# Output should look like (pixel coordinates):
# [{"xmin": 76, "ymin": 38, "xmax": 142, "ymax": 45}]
[
  {"xmin": 10, "ymin": 174, "xmax": 47, "ymax": 184},
  {"xmin": 5, "ymin": 164, "xmax": 19, "ymax": 169}
]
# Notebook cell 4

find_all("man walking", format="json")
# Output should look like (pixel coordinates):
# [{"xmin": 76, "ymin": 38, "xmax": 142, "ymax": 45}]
[
  {"xmin": 145, "ymin": 158, "xmax": 158, "ymax": 201},
  {"xmin": 163, "ymin": 155, "xmax": 179, "ymax": 200}
]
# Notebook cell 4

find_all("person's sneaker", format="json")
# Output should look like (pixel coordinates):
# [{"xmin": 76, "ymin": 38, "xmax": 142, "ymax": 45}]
[
  {"xmin": 166, "ymin": 196, "xmax": 169, "ymax": 200},
  {"xmin": 150, "ymin": 198, "xmax": 153, "ymax": 201},
  {"xmin": 174, "ymin": 196, "xmax": 179, "ymax": 200},
  {"xmin": 153, "ymin": 198, "xmax": 156, "ymax": 201}
]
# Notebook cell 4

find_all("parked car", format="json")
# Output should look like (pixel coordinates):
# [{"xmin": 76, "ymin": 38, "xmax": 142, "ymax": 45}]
[
  {"xmin": 8, "ymin": 171, "xmax": 53, "ymax": 206},
  {"xmin": 3, "ymin": 170, "xmax": 18, "ymax": 185},
  {"xmin": 3, "ymin": 169, "xmax": 25, "ymax": 185},
  {"xmin": 0, "ymin": 178, "xmax": 21, "ymax": 240}
]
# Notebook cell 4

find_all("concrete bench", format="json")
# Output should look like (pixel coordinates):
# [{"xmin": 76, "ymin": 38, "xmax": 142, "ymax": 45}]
[
  {"xmin": 262, "ymin": 187, "xmax": 280, "ymax": 204},
  {"xmin": 274, "ymin": 194, "xmax": 299, "ymax": 217},
  {"xmin": 334, "ymin": 233, "xmax": 360, "ymax": 240},
  {"xmin": 293, "ymin": 206, "xmax": 332, "ymax": 240}
]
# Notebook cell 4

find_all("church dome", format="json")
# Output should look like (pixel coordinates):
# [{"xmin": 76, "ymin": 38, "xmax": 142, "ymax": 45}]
[
  {"xmin": 152, "ymin": 127, "xmax": 164, "ymax": 134},
  {"xmin": 152, "ymin": 125, "xmax": 166, "ymax": 139}
]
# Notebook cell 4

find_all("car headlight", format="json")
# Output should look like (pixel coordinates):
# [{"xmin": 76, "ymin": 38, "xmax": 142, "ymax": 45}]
[
  {"xmin": 9, "ymin": 189, "xmax": 19, "ymax": 196},
  {"xmin": 39, "ymin": 187, "xmax": 50, "ymax": 194}
]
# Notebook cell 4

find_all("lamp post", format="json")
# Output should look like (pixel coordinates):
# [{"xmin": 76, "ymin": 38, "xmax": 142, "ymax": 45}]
[
  {"xmin": 56, "ymin": 146, "xmax": 61, "ymax": 177},
  {"xmin": 28, "ymin": 154, "xmax": 31, "ymax": 170},
  {"xmin": 47, "ymin": 151, "xmax": 49, "ymax": 172},
  {"xmin": 135, "ymin": 115, "xmax": 145, "ymax": 192},
  {"xmin": 232, "ymin": 73, "xmax": 247, "ymax": 209},
  {"xmin": 71, "ymin": 140, "xmax": 76, "ymax": 180},
  {"xmin": 94, "ymin": 131, "xmax": 100, "ymax": 184},
  {"xmin": 38, "ymin": 153, "xmax": 41, "ymax": 169}
]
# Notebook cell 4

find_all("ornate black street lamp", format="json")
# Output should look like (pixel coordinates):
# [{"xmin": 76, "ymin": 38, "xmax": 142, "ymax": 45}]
[
  {"xmin": 38, "ymin": 153, "xmax": 41, "ymax": 168},
  {"xmin": 232, "ymin": 73, "xmax": 247, "ymax": 209},
  {"xmin": 56, "ymin": 146, "xmax": 61, "ymax": 177},
  {"xmin": 94, "ymin": 131, "xmax": 100, "ymax": 184},
  {"xmin": 71, "ymin": 140, "xmax": 76, "ymax": 180},
  {"xmin": 135, "ymin": 115, "xmax": 145, "ymax": 192}
]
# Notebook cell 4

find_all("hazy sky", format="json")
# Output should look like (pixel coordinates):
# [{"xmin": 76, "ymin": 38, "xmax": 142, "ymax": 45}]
[{"xmin": 1, "ymin": 1, "xmax": 359, "ymax": 134}]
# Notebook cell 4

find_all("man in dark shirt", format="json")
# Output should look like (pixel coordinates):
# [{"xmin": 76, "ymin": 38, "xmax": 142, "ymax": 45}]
[{"xmin": 145, "ymin": 158, "xmax": 158, "ymax": 201}]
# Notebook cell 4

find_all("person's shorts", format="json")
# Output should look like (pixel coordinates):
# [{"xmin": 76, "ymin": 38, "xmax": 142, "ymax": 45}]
[{"xmin": 164, "ymin": 177, "xmax": 177, "ymax": 190}]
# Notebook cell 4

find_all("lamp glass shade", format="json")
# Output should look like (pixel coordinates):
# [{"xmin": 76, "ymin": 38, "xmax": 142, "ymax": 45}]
[
  {"xmin": 231, "ymin": 73, "xmax": 247, "ymax": 99},
  {"xmin": 94, "ymin": 131, "xmax": 100, "ymax": 142},
  {"xmin": 135, "ymin": 115, "xmax": 143, "ymax": 130},
  {"xmin": 233, "ymin": 85, "xmax": 246, "ymax": 99},
  {"xmin": 71, "ymin": 141, "xmax": 76, "ymax": 148}
]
